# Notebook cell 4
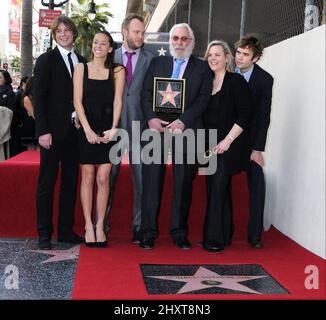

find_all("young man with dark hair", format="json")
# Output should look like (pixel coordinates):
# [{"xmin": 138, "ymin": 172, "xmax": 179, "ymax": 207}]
[
  {"xmin": 34, "ymin": 16, "xmax": 86, "ymax": 250},
  {"xmin": 235, "ymin": 35, "xmax": 274, "ymax": 248}
]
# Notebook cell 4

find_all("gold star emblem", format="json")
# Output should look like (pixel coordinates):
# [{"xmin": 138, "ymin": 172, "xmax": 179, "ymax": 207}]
[{"xmin": 158, "ymin": 83, "xmax": 180, "ymax": 107}]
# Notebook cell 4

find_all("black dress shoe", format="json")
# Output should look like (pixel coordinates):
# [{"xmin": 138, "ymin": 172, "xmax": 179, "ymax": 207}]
[
  {"xmin": 132, "ymin": 230, "xmax": 140, "ymax": 244},
  {"xmin": 139, "ymin": 238, "xmax": 154, "ymax": 249},
  {"xmin": 38, "ymin": 237, "xmax": 52, "ymax": 250},
  {"xmin": 173, "ymin": 237, "xmax": 191, "ymax": 250},
  {"xmin": 248, "ymin": 237, "xmax": 263, "ymax": 248},
  {"xmin": 249, "ymin": 240, "xmax": 263, "ymax": 248},
  {"xmin": 58, "ymin": 233, "xmax": 84, "ymax": 244},
  {"xmin": 202, "ymin": 243, "xmax": 224, "ymax": 253}
]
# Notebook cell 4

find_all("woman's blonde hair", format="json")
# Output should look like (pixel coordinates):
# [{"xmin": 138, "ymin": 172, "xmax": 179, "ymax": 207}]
[{"xmin": 204, "ymin": 40, "xmax": 234, "ymax": 72}]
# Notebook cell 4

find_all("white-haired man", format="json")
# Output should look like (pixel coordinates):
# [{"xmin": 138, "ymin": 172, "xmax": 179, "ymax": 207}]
[{"xmin": 139, "ymin": 23, "xmax": 213, "ymax": 249}]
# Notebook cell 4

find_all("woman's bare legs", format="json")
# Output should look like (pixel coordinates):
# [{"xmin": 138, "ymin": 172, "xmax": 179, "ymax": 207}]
[{"xmin": 81, "ymin": 164, "xmax": 96, "ymax": 243}]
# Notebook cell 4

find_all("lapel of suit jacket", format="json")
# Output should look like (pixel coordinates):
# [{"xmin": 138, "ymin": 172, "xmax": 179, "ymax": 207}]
[
  {"xmin": 115, "ymin": 47, "xmax": 123, "ymax": 65},
  {"xmin": 248, "ymin": 64, "xmax": 258, "ymax": 91},
  {"xmin": 131, "ymin": 49, "xmax": 147, "ymax": 88},
  {"xmin": 76, "ymin": 52, "xmax": 85, "ymax": 63},
  {"xmin": 182, "ymin": 55, "xmax": 196, "ymax": 81},
  {"xmin": 53, "ymin": 46, "xmax": 72, "ymax": 80}
]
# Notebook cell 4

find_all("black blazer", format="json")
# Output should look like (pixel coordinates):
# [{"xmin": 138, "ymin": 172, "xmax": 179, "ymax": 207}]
[
  {"xmin": 33, "ymin": 46, "xmax": 86, "ymax": 140},
  {"xmin": 248, "ymin": 64, "xmax": 274, "ymax": 151},
  {"xmin": 0, "ymin": 85, "xmax": 15, "ymax": 111},
  {"xmin": 204, "ymin": 72, "xmax": 252, "ymax": 174},
  {"xmin": 141, "ymin": 55, "xmax": 213, "ymax": 130}
]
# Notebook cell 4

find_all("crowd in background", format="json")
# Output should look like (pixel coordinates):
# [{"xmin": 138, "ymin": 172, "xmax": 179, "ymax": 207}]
[{"xmin": 0, "ymin": 69, "xmax": 38, "ymax": 161}]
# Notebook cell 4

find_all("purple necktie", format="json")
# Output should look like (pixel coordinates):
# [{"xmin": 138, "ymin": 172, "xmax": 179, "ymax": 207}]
[{"xmin": 126, "ymin": 51, "xmax": 135, "ymax": 86}]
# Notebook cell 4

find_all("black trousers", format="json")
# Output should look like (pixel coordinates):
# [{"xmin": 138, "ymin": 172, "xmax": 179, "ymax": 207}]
[
  {"xmin": 140, "ymin": 134, "xmax": 197, "ymax": 240},
  {"xmin": 247, "ymin": 160, "xmax": 265, "ymax": 240},
  {"xmin": 203, "ymin": 165, "xmax": 232, "ymax": 247},
  {"xmin": 36, "ymin": 125, "xmax": 79, "ymax": 238}
]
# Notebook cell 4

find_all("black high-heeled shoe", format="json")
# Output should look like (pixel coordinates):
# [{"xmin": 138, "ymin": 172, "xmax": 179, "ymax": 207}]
[
  {"xmin": 96, "ymin": 240, "xmax": 107, "ymax": 248},
  {"xmin": 95, "ymin": 226, "xmax": 107, "ymax": 248},
  {"xmin": 85, "ymin": 227, "xmax": 96, "ymax": 248}
]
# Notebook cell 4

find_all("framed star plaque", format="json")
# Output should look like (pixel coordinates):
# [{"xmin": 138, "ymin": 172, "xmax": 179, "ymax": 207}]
[{"xmin": 153, "ymin": 77, "xmax": 186, "ymax": 122}]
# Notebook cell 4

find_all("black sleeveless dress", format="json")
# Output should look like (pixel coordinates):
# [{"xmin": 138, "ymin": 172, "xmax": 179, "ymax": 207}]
[{"xmin": 78, "ymin": 62, "xmax": 115, "ymax": 164}]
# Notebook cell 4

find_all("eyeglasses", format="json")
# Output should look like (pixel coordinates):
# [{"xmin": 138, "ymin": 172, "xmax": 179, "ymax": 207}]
[{"xmin": 172, "ymin": 36, "xmax": 191, "ymax": 42}]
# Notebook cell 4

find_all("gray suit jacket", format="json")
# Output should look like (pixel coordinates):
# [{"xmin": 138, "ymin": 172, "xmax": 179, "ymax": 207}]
[{"xmin": 115, "ymin": 47, "xmax": 154, "ymax": 135}]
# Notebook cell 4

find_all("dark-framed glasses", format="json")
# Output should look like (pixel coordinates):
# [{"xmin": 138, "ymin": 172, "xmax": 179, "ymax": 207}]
[{"xmin": 172, "ymin": 36, "xmax": 191, "ymax": 42}]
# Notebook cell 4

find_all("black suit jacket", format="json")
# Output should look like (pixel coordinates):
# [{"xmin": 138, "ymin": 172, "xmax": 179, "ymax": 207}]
[
  {"xmin": 248, "ymin": 64, "xmax": 274, "ymax": 151},
  {"xmin": 204, "ymin": 72, "xmax": 252, "ymax": 174},
  {"xmin": 141, "ymin": 55, "xmax": 213, "ymax": 130},
  {"xmin": 33, "ymin": 47, "xmax": 86, "ymax": 140}
]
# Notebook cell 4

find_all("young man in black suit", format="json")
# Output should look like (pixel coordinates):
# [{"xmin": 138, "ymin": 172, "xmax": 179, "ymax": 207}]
[
  {"xmin": 139, "ymin": 23, "xmax": 213, "ymax": 250},
  {"xmin": 235, "ymin": 35, "xmax": 274, "ymax": 248},
  {"xmin": 33, "ymin": 16, "xmax": 86, "ymax": 250}
]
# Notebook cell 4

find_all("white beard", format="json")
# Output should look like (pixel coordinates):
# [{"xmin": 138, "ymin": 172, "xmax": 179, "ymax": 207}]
[{"xmin": 169, "ymin": 42, "xmax": 194, "ymax": 59}]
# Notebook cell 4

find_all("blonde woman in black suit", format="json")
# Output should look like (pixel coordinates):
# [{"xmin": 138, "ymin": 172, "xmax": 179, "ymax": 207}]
[{"xmin": 202, "ymin": 40, "xmax": 252, "ymax": 253}]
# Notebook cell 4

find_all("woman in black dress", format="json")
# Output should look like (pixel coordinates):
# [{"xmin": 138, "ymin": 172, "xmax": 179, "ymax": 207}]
[
  {"xmin": 202, "ymin": 40, "xmax": 252, "ymax": 253},
  {"xmin": 73, "ymin": 31, "xmax": 125, "ymax": 247}
]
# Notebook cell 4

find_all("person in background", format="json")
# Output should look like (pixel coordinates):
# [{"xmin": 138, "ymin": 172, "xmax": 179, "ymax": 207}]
[
  {"xmin": 0, "ymin": 69, "xmax": 15, "ymax": 110},
  {"xmin": 234, "ymin": 35, "xmax": 274, "ymax": 248},
  {"xmin": 0, "ymin": 69, "xmax": 15, "ymax": 159},
  {"xmin": 10, "ymin": 76, "xmax": 29, "ymax": 156},
  {"xmin": 33, "ymin": 16, "xmax": 86, "ymax": 250},
  {"xmin": 22, "ymin": 76, "xmax": 38, "ymax": 150},
  {"xmin": 202, "ymin": 40, "xmax": 252, "ymax": 253},
  {"xmin": 73, "ymin": 31, "xmax": 125, "ymax": 247}
]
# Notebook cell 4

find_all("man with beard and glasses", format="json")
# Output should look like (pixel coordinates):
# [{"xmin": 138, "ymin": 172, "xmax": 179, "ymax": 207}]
[
  {"xmin": 99, "ymin": 14, "xmax": 154, "ymax": 243},
  {"xmin": 138, "ymin": 23, "xmax": 213, "ymax": 250}
]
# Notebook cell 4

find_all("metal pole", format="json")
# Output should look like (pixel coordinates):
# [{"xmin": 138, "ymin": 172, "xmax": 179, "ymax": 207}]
[
  {"xmin": 240, "ymin": 0, "xmax": 247, "ymax": 37},
  {"xmin": 174, "ymin": 2, "xmax": 178, "ymax": 25},
  {"xmin": 208, "ymin": 0, "xmax": 213, "ymax": 45},
  {"xmin": 48, "ymin": 0, "xmax": 54, "ymax": 49},
  {"xmin": 188, "ymin": 0, "xmax": 192, "ymax": 26}
]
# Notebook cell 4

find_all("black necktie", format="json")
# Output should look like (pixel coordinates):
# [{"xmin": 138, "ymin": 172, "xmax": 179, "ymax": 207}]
[{"xmin": 67, "ymin": 52, "xmax": 74, "ymax": 77}]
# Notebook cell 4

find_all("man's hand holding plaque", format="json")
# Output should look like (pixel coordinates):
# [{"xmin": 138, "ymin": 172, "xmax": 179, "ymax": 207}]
[
  {"xmin": 148, "ymin": 118, "xmax": 169, "ymax": 133},
  {"xmin": 167, "ymin": 119, "xmax": 185, "ymax": 134}
]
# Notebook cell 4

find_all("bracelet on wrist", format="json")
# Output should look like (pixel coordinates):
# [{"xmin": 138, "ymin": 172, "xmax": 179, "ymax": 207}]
[{"xmin": 227, "ymin": 134, "xmax": 234, "ymax": 142}]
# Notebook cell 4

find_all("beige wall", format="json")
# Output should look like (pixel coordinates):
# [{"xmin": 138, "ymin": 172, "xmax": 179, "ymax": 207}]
[{"xmin": 258, "ymin": 25, "xmax": 325, "ymax": 259}]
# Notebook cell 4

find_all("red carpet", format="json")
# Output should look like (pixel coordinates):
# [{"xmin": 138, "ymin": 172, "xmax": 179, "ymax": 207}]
[{"xmin": 0, "ymin": 152, "xmax": 325, "ymax": 299}]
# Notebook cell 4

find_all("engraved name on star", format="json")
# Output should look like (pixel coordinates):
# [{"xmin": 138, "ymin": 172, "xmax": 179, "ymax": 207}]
[
  {"xmin": 29, "ymin": 245, "xmax": 80, "ymax": 264},
  {"xmin": 158, "ymin": 83, "xmax": 180, "ymax": 107},
  {"xmin": 148, "ymin": 266, "xmax": 268, "ymax": 294}
]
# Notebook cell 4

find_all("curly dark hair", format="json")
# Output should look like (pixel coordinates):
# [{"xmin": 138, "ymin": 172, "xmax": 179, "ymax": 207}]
[{"xmin": 235, "ymin": 35, "xmax": 264, "ymax": 59}]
